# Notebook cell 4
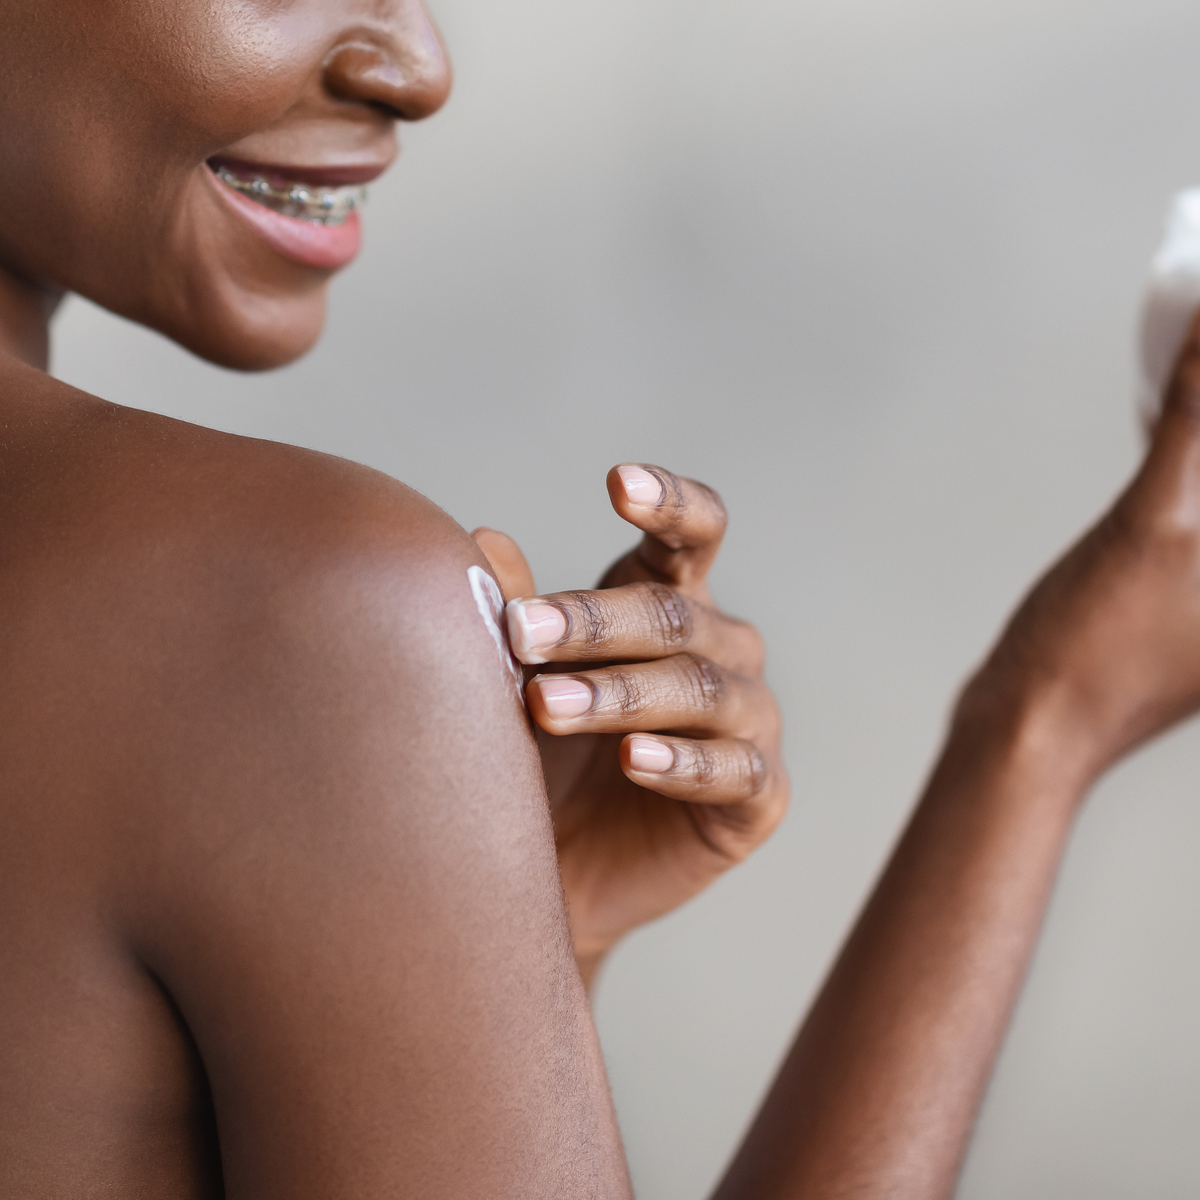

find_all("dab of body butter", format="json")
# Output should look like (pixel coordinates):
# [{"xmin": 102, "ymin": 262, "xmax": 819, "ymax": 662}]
[{"xmin": 467, "ymin": 565, "xmax": 525, "ymax": 702}]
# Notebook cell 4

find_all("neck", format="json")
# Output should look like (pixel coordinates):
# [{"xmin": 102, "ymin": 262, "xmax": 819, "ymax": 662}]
[{"xmin": 0, "ymin": 264, "xmax": 63, "ymax": 372}]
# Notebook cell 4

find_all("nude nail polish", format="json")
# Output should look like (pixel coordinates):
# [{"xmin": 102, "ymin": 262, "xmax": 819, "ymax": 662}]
[
  {"xmin": 506, "ymin": 599, "xmax": 567, "ymax": 664},
  {"xmin": 628, "ymin": 736, "xmax": 674, "ymax": 774},
  {"xmin": 533, "ymin": 676, "xmax": 593, "ymax": 719},
  {"xmin": 616, "ymin": 465, "xmax": 664, "ymax": 508}
]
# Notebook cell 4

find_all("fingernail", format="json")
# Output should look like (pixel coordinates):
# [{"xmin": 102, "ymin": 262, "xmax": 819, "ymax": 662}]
[
  {"xmin": 533, "ymin": 676, "xmax": 593, "ymax": 719},
  {"xmin": 617, "ymin": 465, "xmax": 664, "ymax": 508},
  {"xmin": 628, "ymin": 736, "xmax": 674, "ymax": 774},
  {"xmin": 506, "ymin": 599, "xmax": 568, "ymax": 664}
]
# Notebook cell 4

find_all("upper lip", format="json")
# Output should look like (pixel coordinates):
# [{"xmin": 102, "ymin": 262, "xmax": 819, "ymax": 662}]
[{"xmin": 207, "ymin": 156, "xmax": 389, "ymax": 188}]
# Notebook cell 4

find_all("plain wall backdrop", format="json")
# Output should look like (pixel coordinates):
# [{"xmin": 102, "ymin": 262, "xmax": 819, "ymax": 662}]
[{"xmin": 51, "ymin": 0, "xmax": 1200, "ymax": 1195}]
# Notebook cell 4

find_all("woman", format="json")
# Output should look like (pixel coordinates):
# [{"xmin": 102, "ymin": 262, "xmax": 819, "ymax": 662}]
[
  {"xmin": 0, "ymin": 2, "xmax": 784, "ymax": 1194},
  {"xmin": 2, "ymin": 2, "xmax": 1199, "ymax": 1197}
]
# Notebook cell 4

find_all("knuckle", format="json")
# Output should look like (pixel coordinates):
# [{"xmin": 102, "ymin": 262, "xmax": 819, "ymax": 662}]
[
  {"xmin": 760, "ymin": 690, "xmax": 784, "ymax": 743},
  {"xmin": 739, "ymin": 622, "xmax": 766, "ymax": 675},
  {"xmin": 648, "ymin": 469, "xmax": 728, "ymax": 549},
  {"xmin": 604, "ymin": 667, "xmax": 647, "ymax": 716},
  {"xmin": 569, "ymin": 589, "xmax": 615, "ymax": 651},
  {"xmin": 651, "ymin": 469, "xmax": 690, "ymax": 550},
  {"xmin": 677, "ymin": 652, "xmax": 724, "ymax": 713},
  {"xmin": 674, "ymin": 478, "xmax": 728, "ymax": 548},
  {"xmin": 741, "ymin": 743, "xmax": 768, "ymax": 796},
  {"xmin": 757, "ymin": 772, "xmax": 790, "ymax": 837},
  {"xmin": 749, "ymin": 623, "xmax": 764, "ymax": 655},
  {"xmin": 689, "ymin": 741, "xmax": 718, "ymax": 787},
  {"xmin": 641, "ymin": 582, "xmax": 693, "ymax": 649},
  {"xmin": 694, "ymin": 480, "xmax": 728, "ymax": 532}
]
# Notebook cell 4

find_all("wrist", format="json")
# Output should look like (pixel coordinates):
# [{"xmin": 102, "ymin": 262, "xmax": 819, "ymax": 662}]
[{"xmin": 947, "ymin": 670, "xmax": 1103, "ymax": 810}]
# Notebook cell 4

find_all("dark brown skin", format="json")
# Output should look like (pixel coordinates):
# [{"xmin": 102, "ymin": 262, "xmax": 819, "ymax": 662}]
[
  {"xmin": 709, "ymin": 341, "xmax": 1200, "ymax": 1198},
  {"xmin": 0, "ymin": 0, "xmax": 450, "ymax": 370},
  {"xmin": 0, "ymin": 1, "xmax": 776, "ymax": 1194},
  {"xmin": 476, "ymin": 471, "xmax": 787, "ymax": 988},
  {"xmin": 0, "ymin": 363, "xmax": 629, "ymax": 1196},
  {"xmin": 5, "ymin": 0, "xmax": 1200, "ymax": 1196}
]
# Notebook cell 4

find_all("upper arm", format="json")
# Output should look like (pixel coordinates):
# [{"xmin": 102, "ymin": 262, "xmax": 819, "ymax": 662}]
[{"xmin": 127, "ymin": 499, "xmax": 629, "ymax": 1199}]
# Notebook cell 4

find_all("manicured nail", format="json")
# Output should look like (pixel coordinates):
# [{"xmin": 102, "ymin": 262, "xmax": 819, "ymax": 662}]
[
  {"xmin": 627, "ymin": 736, "xmax": 674, "ymax": 774},
  {"xmin": 533, "ymin": 676, "xmax": 593, "ymax": 719},
  {"xmin": 506, "ymin": 599, "xmax": 568, "ymax": 664},
  {"xmin": 617, "ymin": 465, "xmax": 664, "ymax": 508}
]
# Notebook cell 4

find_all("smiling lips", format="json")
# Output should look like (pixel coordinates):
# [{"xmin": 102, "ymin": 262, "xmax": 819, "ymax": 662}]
[{"xmin": 207, "ymin": 158, "xmax": 382, "ymax": 270}]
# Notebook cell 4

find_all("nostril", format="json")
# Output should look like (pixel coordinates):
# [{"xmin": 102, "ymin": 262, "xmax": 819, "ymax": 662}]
[
  {"xmin": 368, "ymin": 100, "xmax": 405, "ymax": 121},
  {"xmin": 323, "ymin": 42, "xmax": 451, "ymax": 122}
]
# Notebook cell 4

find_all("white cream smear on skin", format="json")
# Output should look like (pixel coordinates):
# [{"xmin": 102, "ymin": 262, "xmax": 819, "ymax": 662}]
[{"xmin": 467, "ymin": 566, "xmax": 525, "ymax": 702}]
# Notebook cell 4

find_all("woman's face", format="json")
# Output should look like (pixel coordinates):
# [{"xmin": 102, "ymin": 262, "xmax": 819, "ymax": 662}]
[{"xmin": 0, "ymin": 0, "xmax": 450, "ymax": 369}]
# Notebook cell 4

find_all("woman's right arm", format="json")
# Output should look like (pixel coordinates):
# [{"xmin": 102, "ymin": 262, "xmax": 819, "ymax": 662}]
[{"xmin": 714, "ymin": 332, "xmax": 1200, "ymax": 1200}]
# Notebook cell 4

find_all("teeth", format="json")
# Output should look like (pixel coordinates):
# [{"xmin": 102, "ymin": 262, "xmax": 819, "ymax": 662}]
[{"xmin": 214, "ymin": 165, "xmax": 366, "ymax": 226}]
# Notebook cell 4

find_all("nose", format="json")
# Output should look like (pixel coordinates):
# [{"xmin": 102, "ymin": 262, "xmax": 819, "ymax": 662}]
[{"xmin": 323, "ymin": 8, "xmax": 451, "ymax": 121}]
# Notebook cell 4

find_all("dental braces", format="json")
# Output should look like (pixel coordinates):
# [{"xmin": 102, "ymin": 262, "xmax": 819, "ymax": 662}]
[{"xmin": 213, "ymin": 164, "xmax": 366, "ymax": 227}]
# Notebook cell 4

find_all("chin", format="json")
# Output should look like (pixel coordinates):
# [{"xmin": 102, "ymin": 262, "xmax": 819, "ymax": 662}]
[{"xmin": 144, "ymin": 283, "xmax": 329, "ymax": 373}]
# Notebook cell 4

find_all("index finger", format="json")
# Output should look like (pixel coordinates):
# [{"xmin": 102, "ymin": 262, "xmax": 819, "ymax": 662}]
[
  {"xmin": 505, "ymin": 580, "xmax": 764, "ymax": 672},
  {"xmin": 601, "ymin": 463, "xmax": 728, "ymax": 595}
]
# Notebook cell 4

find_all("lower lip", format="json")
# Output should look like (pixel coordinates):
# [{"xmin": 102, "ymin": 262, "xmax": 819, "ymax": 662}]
[{"xmin": 207, "ymin": 171, "xmax": 362, "ymax": 270}]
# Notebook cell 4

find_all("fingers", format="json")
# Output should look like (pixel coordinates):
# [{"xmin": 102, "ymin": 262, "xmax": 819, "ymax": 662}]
[
  {"xmin": 621, "ymin": 733, "xmax": 789, "ymax": 860},
  {"xmin": 1145, "ymin": 308, "xmax": 1200, "ymax": 466},
  {"xmin": 529, "ymin": 656, "xmax": 786, "ymax": 842},
  {"xmin": 470, "ymin": 527, "xmax": 535, "ymax": 602},
  {"xmin": 1116, "ymin": 318, "xmax": 1200, "ymax": 536},
  {"xmin": 506, "ymin": 581, "xmax": 764, "ymax": 673},
  {"xmin": 526, "ymin": 653, "xmax": 774, "ymax": 740},
  {"xmin": 601, "ymin": 464, "xmax": 728, "ymax": 594},
  {"xmin": 621, "ymin": 734, "xmax": 770, "ymax": 804},
  {"xmin": 1158, "ymin": 307, "xmax": 1200, "ymax": 426}
]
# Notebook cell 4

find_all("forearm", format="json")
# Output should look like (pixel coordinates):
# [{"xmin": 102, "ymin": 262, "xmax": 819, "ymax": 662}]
[{"xmin": 713, "ymin": 699, "xmax": 1091, "ymax": 1200}]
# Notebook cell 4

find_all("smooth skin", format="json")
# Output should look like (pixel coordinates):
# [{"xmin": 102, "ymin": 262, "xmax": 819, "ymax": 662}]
[
  {"xmin": 0, "ymin": 0, "xmax": 776, "ymax": 1194},
  {"xmin": 4, "ymin": 0, "xmax": 1200, "ymax": 1196},
  {"xmin": 0, "ymin": 381, "xmax": 628, "ymax": 1196}
]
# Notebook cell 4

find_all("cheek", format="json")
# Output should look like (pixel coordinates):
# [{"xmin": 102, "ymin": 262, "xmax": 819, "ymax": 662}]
[
  {"xmin": 0, "ymin": 0, "xmax": 325, "ymax": 201},
  {"xmin": 120, "ymin": 0, "xmax": 330, "ymax": 156},
  {"xmin": 0, "ymin": 0, "xmax": 343, "ymax": 371}
]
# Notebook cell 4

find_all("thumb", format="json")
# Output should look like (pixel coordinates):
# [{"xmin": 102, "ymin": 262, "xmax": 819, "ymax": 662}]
[
  {"xmin": 1160, "ymin": 313, "xmax": 1200, "ymax": 426},
  {"xmin": 1131, "ymin": 314, "xmax": 1200, "ymax": 520},
  {"xmin": 470, "ymin": 528, "xmax": 536, "ymax": 602}
]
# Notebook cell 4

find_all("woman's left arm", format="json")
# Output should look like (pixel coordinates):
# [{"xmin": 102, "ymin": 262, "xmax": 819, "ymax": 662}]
[
  {"xmin": 474, "ymin": 464, "xmax": 788, "ymax": 988},
  {"xmin": 709, "ymin": 328, "xmax": 1200, "ymax": 1199}
]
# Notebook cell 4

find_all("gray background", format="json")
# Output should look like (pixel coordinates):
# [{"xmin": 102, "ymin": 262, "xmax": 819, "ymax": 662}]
[{"xmin": 52, "ymin": 0, "xmax": 1200, "ymax": 1194}]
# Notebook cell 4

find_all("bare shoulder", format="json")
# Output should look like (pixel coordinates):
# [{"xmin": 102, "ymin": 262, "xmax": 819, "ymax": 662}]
[
  {"xmin": 0, "ymin": 368, "xmax": 503, "ymax": 686},
  {"xmin": 0, "ymin": 365, "xmax": 544, "ymax": 870},
  {"xmin": 0, "ymin": 367, "xmax": 533, "ymax": 877},
  {"xmin": 0, "ymin": 372, "xmax": 630, "ymax": 1195},
  {"xmin": 2, "ymin": 367, "xmax": 474, "ymax": 588}
]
